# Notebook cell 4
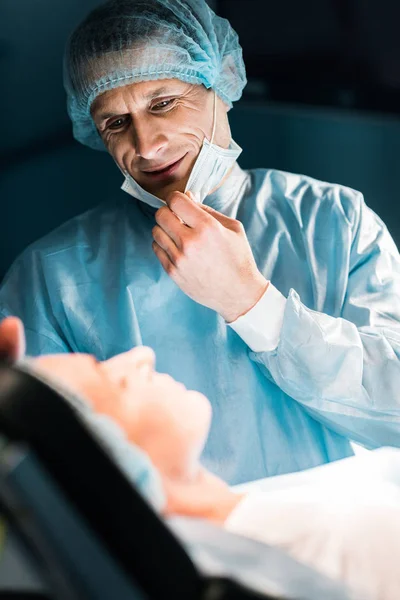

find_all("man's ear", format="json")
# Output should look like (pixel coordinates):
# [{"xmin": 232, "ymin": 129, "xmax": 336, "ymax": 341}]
[{"xmin": 0, "ymin": 317, "xmax": 26, "ymax": 362}]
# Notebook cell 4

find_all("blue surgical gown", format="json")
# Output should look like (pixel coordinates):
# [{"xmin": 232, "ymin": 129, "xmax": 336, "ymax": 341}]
[{"xmin": 2, "ymin": 163, "xmax": 400, "ymax": 484}]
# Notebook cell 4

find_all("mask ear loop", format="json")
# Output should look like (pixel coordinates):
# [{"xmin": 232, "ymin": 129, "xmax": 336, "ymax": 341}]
[
  {"xmin": 186, "ymin": 90, "xmax": 217, "ymax": 196},
  {"xmin": 210, "ymin": 89, "xmax": 217, "ymax": 145}
]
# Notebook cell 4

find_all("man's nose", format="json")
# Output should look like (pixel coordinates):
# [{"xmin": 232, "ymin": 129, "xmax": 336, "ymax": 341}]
[{"xmin": 132, "ymin": 115, "xmax": 167, "ymax": 159}]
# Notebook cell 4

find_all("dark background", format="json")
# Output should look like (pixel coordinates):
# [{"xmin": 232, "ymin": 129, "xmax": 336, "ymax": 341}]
[{"xmin": 1, "ymin": 0, "xmax": 400, "ymax": 280}]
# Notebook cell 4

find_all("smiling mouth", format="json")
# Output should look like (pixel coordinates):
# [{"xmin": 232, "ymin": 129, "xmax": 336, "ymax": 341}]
[{"xmin": 142, "ymin": 154, "xmax": 186, "ymax": 177}]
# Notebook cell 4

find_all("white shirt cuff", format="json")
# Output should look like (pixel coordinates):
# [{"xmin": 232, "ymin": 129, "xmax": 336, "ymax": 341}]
[{"xmin": 228, "ymin": 283, "xmax": 286, "ymax": 352}]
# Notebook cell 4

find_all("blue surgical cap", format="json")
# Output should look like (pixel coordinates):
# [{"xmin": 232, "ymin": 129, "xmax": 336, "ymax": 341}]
[{"xmin": 63, "ymin": 0, "xmax": 247, "ymax": 150}]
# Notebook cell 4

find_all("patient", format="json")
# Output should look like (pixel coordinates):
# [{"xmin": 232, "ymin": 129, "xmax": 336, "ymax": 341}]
[{"xmin": 1, "ymin": 316, "xmax": 400, "ymax": 600}]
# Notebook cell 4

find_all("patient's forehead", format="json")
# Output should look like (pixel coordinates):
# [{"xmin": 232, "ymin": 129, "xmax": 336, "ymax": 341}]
[
  {"xmin": 36, "ymin": 353, "xmax": 95, "ymax": 364},
  {"xmin": 34, "ymin": 346, "xmax": 155, "ymax": 381},
  {"xmin": 31, "ymin": 354, "xmax": 114, "ymax": 407},
  {"xmin": 35, "ymin": 353, "xmax": 99, "ymax": 380}
]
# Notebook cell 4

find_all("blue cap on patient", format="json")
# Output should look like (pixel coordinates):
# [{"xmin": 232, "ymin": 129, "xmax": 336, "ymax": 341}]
[
  {"xmin": 86, "ymin": 412, "xmax": 166, "ymax": 511},
  {"xmin": 17, "ymin": 358, "xmax": 166, "ymax": 512},
  {"xmin": 63, "ymin": 0, "xmax": 247, "ymax": 150}
]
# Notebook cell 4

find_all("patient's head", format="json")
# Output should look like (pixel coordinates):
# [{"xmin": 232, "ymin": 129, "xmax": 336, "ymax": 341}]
[{"xmin": 0, "ymin": 317, "xmax": 211, "ymax": 481}]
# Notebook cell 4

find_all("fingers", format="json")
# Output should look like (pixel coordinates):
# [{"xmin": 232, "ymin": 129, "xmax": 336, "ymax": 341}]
[
  {"xmin": 200, "ymin": 204, "xmax": 242, "ymax": 231},
  {"xmin": 0, "ymin": 317, "xmax": 26, "ymax": 362},
  {"xmin": 154, "ymin": 205, "xmax": 185, "ymax": 247},
  {"xmin": 165, "ymin": 191, "xmax": 209, "ymax": 229},
  {"xmin": 152, "ymin": 240, "xmax": 175, "ymax": 277},
  {"xmin": 186, "ymin": 191, "xmax": 198, "ymax": 203},
  {"xmin": 152, "ymin": 224, "xmax": 180, "ymax": 264},
  {"xmin": 158, "ymin": 190, "xmax": 241, "ymax": 240}
]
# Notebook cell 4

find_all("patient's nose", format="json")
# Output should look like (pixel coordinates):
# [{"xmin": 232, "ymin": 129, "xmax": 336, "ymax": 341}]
[
  {"xmin": 102, "ymin": 346, "xmax": 155, "ymax": 384},
  {"xmin": 130, "ymin": 346, "xmax": 156, "ymax": 375}
]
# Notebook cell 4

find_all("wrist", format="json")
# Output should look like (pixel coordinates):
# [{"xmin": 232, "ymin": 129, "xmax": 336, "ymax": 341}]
[{"xmin": 221, "ymin": 275, "xmax": 269, "ymax": 323}]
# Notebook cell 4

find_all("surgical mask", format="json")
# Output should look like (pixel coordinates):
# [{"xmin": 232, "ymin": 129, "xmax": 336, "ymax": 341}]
[{"xmin": 120, "ymin": 91, "xmax": 242, "ymax": 209}]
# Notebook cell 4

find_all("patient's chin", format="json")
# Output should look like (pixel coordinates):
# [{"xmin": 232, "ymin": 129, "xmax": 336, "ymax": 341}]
[{"xmin": 186, "ymin": 390, "xmax": 212, "ymax": 441}]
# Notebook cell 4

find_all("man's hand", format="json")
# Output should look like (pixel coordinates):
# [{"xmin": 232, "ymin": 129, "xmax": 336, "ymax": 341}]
[{"xmin": 152, "ymin": 191, "xmax": 269, "ymax": 323}]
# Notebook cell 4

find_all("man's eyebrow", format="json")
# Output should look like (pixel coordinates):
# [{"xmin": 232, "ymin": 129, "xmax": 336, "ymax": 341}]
[
  {"xmin": 94, "ymin": 86, "xmax": 175, "ymax": 122},
  {"xmin": 143, "ymin": 85, "xmax": 172, "ymax": 99},
  {"xmin": 95, "ymin": 111, "xmax": 121, "ymax": 122}
]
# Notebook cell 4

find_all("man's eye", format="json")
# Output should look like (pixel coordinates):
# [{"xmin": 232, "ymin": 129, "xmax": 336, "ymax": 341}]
[
  {"xmin": 152, "ymin": 99, "xmax": 175, "ymax": 111},
  {"xmin": 108, "ymin": 118, "xmax": 126, "ymax": 130}
]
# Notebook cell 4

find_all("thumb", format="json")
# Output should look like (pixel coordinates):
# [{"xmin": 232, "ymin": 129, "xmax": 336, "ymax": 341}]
[
  {"xmin": 186, "ymin": 190, "xmax": 199, "ymax": 203},
  {"xmin": 200, "ymin": 203, "xmax": 235, "ymax": 229}
]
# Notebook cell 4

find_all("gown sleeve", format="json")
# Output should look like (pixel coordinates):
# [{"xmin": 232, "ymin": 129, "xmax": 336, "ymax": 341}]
[{"xmin": 229, "ymin": 193, "xmax": 400, "ymax": 449}]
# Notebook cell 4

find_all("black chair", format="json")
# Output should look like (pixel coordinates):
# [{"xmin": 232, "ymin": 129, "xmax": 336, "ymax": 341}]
[{"xmin": 0, "ymin": 364, "xmax": 351, "ymax": 600}]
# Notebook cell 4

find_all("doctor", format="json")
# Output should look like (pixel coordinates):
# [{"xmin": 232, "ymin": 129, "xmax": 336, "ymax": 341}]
[{"xmin": 1, "ymin": 0, "xmax": 400, "ymax": 485}]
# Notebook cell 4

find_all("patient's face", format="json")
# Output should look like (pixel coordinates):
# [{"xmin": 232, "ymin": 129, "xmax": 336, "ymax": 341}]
[
  {"xmin": 34, "ymin": 347, "xmax": 211, "ymax": 480},
  {"xmin": 0, "ymin": 317, "xmax": 210, "ymax": 480}
]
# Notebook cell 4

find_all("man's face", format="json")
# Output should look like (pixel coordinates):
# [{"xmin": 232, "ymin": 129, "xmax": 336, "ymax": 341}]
[{"xmin": 91, "ymin": 79, "xmax": 231, "ymax": 201}]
